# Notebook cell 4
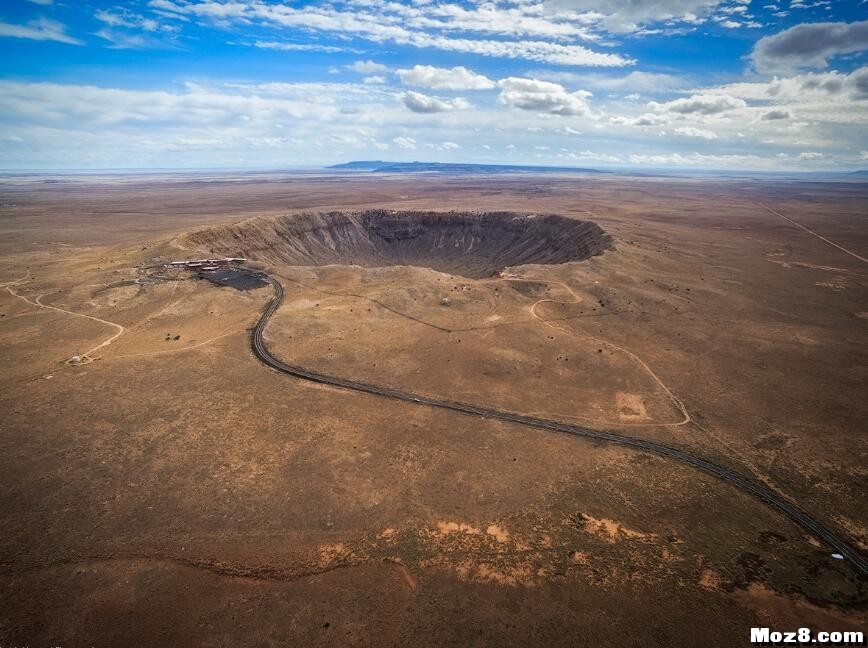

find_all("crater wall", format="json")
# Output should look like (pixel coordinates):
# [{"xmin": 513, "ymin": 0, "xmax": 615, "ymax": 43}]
[{"xmin": 181, "ymin": 210, "xmax": 612, "ymax": 278}]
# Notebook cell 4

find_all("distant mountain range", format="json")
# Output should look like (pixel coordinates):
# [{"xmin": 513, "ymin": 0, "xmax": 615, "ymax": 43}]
[{"xmin": 327, "ymin": 161, "xmax": 605, "ymax": 174}]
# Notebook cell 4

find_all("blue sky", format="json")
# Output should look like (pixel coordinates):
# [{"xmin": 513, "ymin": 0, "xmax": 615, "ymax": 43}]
[{"xmin": 1, "ymin": 0, "xmax": 866, "ymax": 170}]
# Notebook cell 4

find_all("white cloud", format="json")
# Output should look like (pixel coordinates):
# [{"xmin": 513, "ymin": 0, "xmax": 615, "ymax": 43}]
[
  {"xmin": 0, "ymin": 17, "xmax": 81, "ymax": 45},
  {"xmin": 0, "ymin": 80, "xmax": 361, "ymax": 128},
  {"xmin": 441, "ymin": 141, "xmax": 460, "ymax": 150},
  {"xmin": 403, "ymin": 2, "xmax": 603, "ymax": 41},
  {"xmin": 2, "ymin": 47, "xmax": 863, "ymax": 172},
  {"xmin": 254, "ymin": 41, "xmax": 357, "ymax": 53},
  {"xmin": 674, "ymin": 125, "xmax": 718, "ymax": 139},
  {"xmin": 497, "ymin": 77, "xmax": 592, "ymax": 116},
  {"xmin": 537, "ymin": 70, "xmax": 687, "ymax": 95},
  {"xmin": 95, "ymin": 30, "xmax": 151, "ymax": 49},
  {"xmin": 347, "ymin": 60, "xmax": 388, "ymax": 74},
  {"xmin": 609, "ymin": 112, "xmax": 667, "ymax": 126},
  {"xmin": 389, "ymin": 33, "xmax": 632, "ymax": 67},
  {"xmin": 400, "ymin": 90, "xmax": 471, "ymax": 113},
  {"xmin": 392, "ymin": 136, "xmax": 416, "ymax": 149},
  {"xmin": 93, "ymin": 9, "xmax": 178, "ymax": 49},
  {"xmin": 95, "ymin": 9, "xmax": 160, "ymax": 32},
  {"xmin": 0, "ymin": 79, "xmax": 418, "ymax": 167},
  {"xmin": 628, "ymin": 151, "xmax": 765, "ymax": 167},
  {"xmin": 649, "ymin": 93, "xmax": 746, "ymax": 114},
  {"xmin": 148, "ymin": 0, "xmax": 633, "ymax": 66},
  {"xmin": 559, "ymin": 149, "xmax": 622, "ymax": 163},
  {"xmin": 543, "ymin": 0, "xmax": 728, "ymax": 33},
  {"xmin": 396, "ymin": 65, "xmax": 495, "ymax": 90},
  {"xmin": 701, "ymin": 67, "xmax": 867, "ymax": 102}
]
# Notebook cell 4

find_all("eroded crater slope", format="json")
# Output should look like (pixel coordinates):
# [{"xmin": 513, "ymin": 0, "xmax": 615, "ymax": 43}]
[{"xmin": 182, "ymin": 210, "xmax": 612, "ymax": 278}]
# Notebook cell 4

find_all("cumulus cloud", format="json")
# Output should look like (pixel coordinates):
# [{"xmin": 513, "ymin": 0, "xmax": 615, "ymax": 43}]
[
  {"xmin": 751, "ymin": 20, "xmax": 868, "ymax": 71},
  {"xmin": 0, "ymin": 78, "xmax": 425, "ymax": 168},
  {"xmin": 850, "ymin": 67, "xmax": 868, "ymax": 100},
  {"xmin": 497, "ymin": 77, "xmax": 592, "ymax": 116},
  {"xmin": 0, "ymin": 17, "xmax": 81, "ymax": 44},
  {"xmin": 649, "ymin": 93, "xmax": 746, "ymax": 114},
  {"xmin": 400, "ymin": 90, "xmax": 470, "ymax": 113},
  {"xmin": 396, "ymin": 65, "xmax": 495, "ymax": 90},
  {"xmin": 347, "ymin": 60, "xmax": 388, "ymax": 74},
  {"xmin": 688, "ymin": 67, "xmax": 868, "ymax": 139},
  {"xmin": 674, "ymin": 125, "xmax": 718, "ymax": 139},
  {"xmin": 609, "ymin": 113, "xmax": 667, "ymax": 126},
  {"xmin": 392, "ymin": 136, "xmax": 416, "ymax": 149},
  {"xmin": 701, "ymin": 67, "xmax": 868, "ymax": 102}
]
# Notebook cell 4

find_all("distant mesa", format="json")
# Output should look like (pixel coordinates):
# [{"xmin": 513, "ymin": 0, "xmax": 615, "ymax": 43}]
[
  {"xmin": 327, "ymin": 160, "xmax": 605, "ymax": 175},
  {"xmin": 328, "ymin": 160, "xmax": 390, "ymax": 170},
  {"xmin": 181, "ymin": 210, "xmax": 612, "ymax": 279}
]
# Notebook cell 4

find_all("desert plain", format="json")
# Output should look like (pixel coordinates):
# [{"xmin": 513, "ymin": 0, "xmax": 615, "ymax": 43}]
[{"xmin": 0, "ymin": 171, "xmax": 865, "ymax": 646}]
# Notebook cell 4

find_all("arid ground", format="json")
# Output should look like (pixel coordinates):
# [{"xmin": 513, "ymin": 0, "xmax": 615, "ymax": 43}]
[{"xmin": 0, "ymin": 172, "xmax": 865, "ymax": 646}]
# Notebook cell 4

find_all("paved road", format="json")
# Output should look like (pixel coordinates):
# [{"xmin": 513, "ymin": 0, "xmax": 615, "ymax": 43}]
[{"xmin": 252, "ymin": 275, "xmax": 868, "ymax": 577}]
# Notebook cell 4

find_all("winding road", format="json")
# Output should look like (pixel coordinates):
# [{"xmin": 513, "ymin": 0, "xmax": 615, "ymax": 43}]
[{"xmin": 252, "ymin": 275, "xmax": 868, "ymax": 577}]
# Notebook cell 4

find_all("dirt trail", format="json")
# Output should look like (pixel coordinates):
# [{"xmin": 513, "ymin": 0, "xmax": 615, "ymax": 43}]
[
  {"xmin": 272, "ymin": 267, "xmax": 690, "ymax": 429},
  {"xmin": 109, "ymin": 328, "xmax": 244, "ymax": 359},
  {"xmin": 757, "ymin": 202, "xmax": 868, "ymax": 265},
  {"xmin": 497, "ymin": 274, "xmax": 692, "ymax": 428},
  {"xmin": 5, "ymin": 284, "xmax": 125, "ymax": 363}
]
